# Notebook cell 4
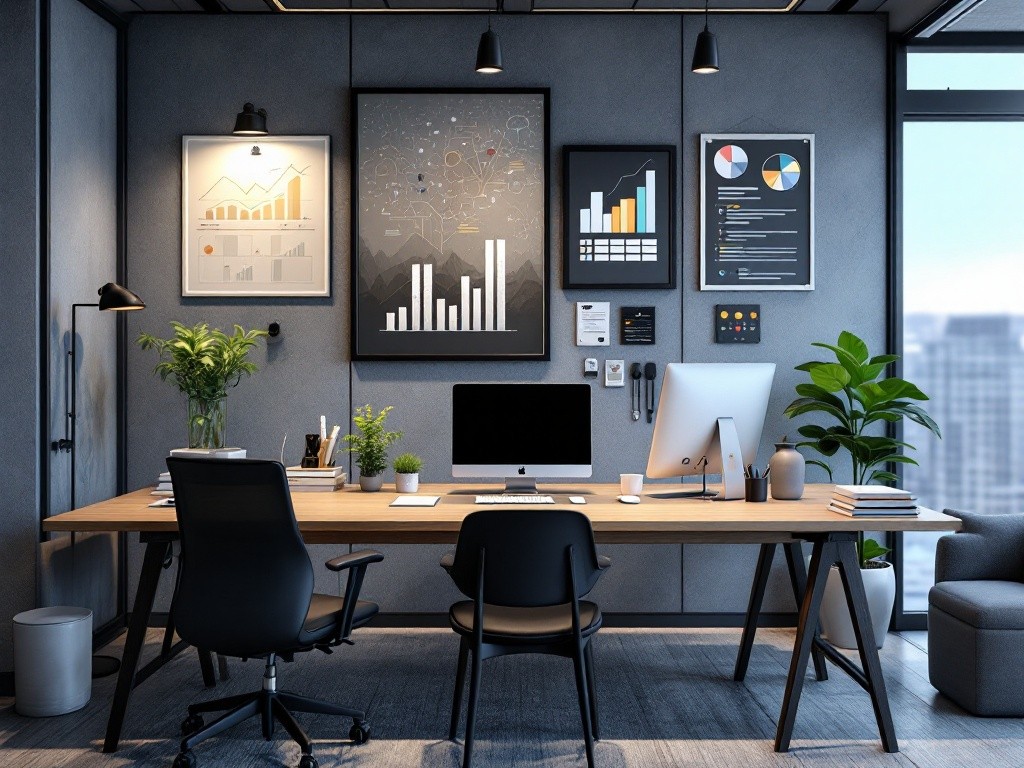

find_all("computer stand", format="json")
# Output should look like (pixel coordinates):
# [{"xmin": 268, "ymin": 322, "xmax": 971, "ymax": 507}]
[
  {"xmin": 649, "ymin": 417, "xmax": 746, "ymax": 501},
  {"xmin": 503, "ymin": 477, "xmax": 539, "ymax": 493}
]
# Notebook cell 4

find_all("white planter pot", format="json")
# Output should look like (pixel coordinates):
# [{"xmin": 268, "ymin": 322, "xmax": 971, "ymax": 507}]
[
  {"xmin": 395, "ymin": 473, "xmax": 419, "ymax": 493},
  {"xmin": 819, "ymin": 561, "xmax": 895, "ymax": 650},
  {"xmin": 359, "ymin": 474, "xmax": 384, "ymax": 492}
]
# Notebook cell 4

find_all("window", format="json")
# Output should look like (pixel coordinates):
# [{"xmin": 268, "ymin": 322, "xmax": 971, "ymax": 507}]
[
  {"xmin": 900, "ymin": 120, "xmax": 1024, "ymax": 613},
  {"xmin": 907, "ymin": 52, "xmax": 1024, "ymax": 90}
]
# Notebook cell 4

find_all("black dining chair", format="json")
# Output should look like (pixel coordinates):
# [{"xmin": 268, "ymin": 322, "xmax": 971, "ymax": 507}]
[
  {"xmin": 441, "ymin": 508, "xmax": 610, "ymax": 768},
  {"xmin": 166, "ymin": 457, "xmax": 383, "ymax": 768}
]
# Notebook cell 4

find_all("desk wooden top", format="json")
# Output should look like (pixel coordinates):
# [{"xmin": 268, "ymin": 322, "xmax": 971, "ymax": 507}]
[{"xmin": 42, "ymin": 483, "xmax": 961, "ymax": 545}]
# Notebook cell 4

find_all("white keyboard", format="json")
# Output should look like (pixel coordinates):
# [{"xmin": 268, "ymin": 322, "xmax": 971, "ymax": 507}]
[{"xmin": 475, "ymin": 495, "xmax": 556, "ymax": 505}]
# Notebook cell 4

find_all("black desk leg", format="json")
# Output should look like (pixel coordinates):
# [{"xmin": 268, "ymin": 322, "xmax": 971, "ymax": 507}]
[
  {"xmin": 735, "ymin": 542, "xmax": 828, "ymax": 683},
  {"xmin": 775, "ymin": 538, "xmax": 833, "ymax": 753},
  {"xmin": 783, "ymin": 543, "xmax": 829, "ymax": 682},
  {"xmin": 836, "ymin": 539, "xmax": 898, "ymax": 753},
  {"xmin": 103, "ymin": 539, "xmax": 171, "ymax": 753},
  {"xmin": 734, "ymin": 543, "xmax": 776, "ymax": 681}
]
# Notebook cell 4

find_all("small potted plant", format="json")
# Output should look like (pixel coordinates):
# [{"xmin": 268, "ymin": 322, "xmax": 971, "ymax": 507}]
[
  {"xmin": 137, "ymin": 322, "xmax": 267, "ymax": 449},
  {"xmin": 343, "ymin": 405, "xmax": 402, "ymax": 492},
  {"xmin": 785, "ymin": 330, "xmax": 941, "ymax": 649},
  {"xmin": 393, "ymin": 453, "xmax": 423, "ymax": 493}
]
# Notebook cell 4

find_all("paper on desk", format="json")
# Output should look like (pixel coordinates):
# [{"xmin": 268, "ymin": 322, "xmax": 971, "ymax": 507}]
[{"xmin": 390, "ymin": 495, "xmax": 440, "ymax": 507}]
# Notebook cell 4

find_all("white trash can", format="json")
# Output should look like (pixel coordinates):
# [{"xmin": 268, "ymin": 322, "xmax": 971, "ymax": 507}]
[{"xmin": 13, "ymin": 606, "xmax": 92, "ymax": 716}]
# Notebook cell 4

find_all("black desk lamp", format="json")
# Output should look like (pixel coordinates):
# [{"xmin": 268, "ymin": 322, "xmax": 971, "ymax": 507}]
[
  {"xmin": 51, "ymin": 282, "xmax": 144, "ymax": 679},
  {"xmin": 53, "ymin": 282, "xmax": 145, "ymax": 508}
]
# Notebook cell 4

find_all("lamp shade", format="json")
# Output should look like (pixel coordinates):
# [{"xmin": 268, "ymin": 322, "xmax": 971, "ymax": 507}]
[
  {"xmin": 232, "ymin": 103, "xmax": 268, "ymax": 135},
  {"xmin": 691, "ymin": 28, "xmax": 720, "ymax": 74},
  {"xmin": 476, "ymin": 29, "xmax": 503, "ymax": 74},
  {"xmin": 97, "ymin": 282, "xmax": 145, "ymax": 311}
]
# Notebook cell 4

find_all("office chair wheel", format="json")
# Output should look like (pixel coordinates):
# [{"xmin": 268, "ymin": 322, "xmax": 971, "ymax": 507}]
[
  {"xmin": 180, "ymin": 714, "xmax": 204, "ymax": 736},
  {"xmin": 173, "ymin": 750, "xmax": 198, "ymax": 768},
  {"xmin": 298, "ymin": 755, "xmax": 319, "ymax": 768},
  {"xmin": 349, "ymin": 720, "xmax": 371, "ymax": 744}
]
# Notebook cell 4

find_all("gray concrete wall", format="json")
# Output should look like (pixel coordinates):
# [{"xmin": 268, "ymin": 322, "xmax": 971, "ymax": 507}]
[
  {"xmin": 0, "ymin": 0, "xmax": 42, "ymax": 675},
  {"xmin": 40, "ymin": 0, "xmax": 120, "ymax": 627}
]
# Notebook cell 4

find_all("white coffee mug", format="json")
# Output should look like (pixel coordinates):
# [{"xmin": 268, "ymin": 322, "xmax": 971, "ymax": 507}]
[{"xmin": 619, "ymin": 473, "xmax": 644, "ymax": 495}]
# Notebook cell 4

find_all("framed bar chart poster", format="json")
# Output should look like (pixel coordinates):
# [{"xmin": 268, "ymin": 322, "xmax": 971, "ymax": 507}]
[
  {"xmin": 351, "ymin": 88, "xmax": 550, "ymax": 361},
  {"xmin": 562, "ymin": 145, "xmax": 675, "ymax": 289},
  {"xmin": 181, "ymin": 135, "xmax": 331, "ymax": 297},
  {"xmin": 700, "ymin": 134, "xmax": 814, "ymax": 291}
]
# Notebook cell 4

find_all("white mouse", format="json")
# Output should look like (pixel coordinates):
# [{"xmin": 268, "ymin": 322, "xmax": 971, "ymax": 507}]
[{"xmin": 617, "ymin": 495, "xmax": 641, "ymax": 504}]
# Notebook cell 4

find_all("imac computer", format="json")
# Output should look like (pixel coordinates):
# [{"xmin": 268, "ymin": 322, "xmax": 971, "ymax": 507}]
[
  {"xmin": 646, "ymin": 363, "xmax": 775, "ymax": 500},
  {"xmin": 452, "ymin": 383, "xmax": 592, "ymax": 492}
]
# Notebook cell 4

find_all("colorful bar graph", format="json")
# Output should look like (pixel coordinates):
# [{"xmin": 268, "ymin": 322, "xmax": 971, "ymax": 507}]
[
  {"xmin": 577, "ymin": 169, "xmax": 656, "ymax": 235},
  {"xmin": 287, "ymin": 176, "xmax": 301, "ymax": 220}
]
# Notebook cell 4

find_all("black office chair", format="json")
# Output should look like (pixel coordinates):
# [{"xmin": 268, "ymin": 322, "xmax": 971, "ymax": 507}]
[
  {"xmin": 166, "ymin": 457, "xmax": 383, "ymax": 768},
  {"xmin": 441, "ymin": 509, "xmax": 610, "ymax": 768}
]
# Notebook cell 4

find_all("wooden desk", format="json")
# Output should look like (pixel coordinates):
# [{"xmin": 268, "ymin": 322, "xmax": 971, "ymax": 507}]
[{"xmin": 43, "ymin": 483, "xmax": 961, "ymax": 755}]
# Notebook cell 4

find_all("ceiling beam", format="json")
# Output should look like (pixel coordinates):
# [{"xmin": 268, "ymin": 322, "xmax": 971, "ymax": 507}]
[
  {"xmin": 829, "ymin": 0, "xmax": 858, "ymax": 12},
  {"xmin": 904, "ymin": 0, "xmax": 989, "ymax": 40},
  {"xmin": 194, "ymin": 0, "xmax": 226, "ymax": 11}
]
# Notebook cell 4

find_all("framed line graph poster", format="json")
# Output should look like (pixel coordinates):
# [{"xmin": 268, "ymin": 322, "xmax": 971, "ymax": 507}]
[
  {"xmin": 700, "ymin": 134, "xmax": 814, "ymax": 291},
  {"xmin": 351, "ymin": 88, "xmax": 549, "ymax": 360},
  {"xmin": 182, "ymin": 135, "xmax": 331, "ymax": 297},
  {"xmin": 562, "ymin": 145, "xmax": 676, "ymax": 289}
]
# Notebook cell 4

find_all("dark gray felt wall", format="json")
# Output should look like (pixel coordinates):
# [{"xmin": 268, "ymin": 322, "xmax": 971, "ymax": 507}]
[
  {"xmin": 39, "ymin": 0, "xmax": 120, "ymax": 629},
  {"xmin": 124, "ymin": 13, "xmax": 887, "ymax": 616},
  {"xmin": 0, "ymin": 0, "xmax": 43, "ymax": 673}
]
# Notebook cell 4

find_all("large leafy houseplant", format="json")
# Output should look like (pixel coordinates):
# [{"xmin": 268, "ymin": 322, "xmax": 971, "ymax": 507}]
[
  {"xmin": 137, "ymin": 322, "xmax": 267, "ymax": 449},
  {"xmin": 344, "ymin": 405, "xmax": 402, "ymax": 481},
  {"xmin": 785, "ymin": 330, "xmax": 941, "ymax": 567}
]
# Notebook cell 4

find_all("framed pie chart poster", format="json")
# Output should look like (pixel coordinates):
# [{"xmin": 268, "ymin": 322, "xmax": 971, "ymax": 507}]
[{"xmin": 700, "ymin": 134, "xmax": 814, "ymax": 291}]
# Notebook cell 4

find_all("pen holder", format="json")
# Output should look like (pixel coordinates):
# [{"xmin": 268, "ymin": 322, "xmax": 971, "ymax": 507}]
[{"xmin": 745, "ymin": 477, "xmax": 768, "ymax": 503}]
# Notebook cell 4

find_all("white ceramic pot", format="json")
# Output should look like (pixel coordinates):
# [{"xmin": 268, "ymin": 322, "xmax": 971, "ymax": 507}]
[
  {"xmin": 395, "ymin": 473, "xmax": 419, "ymax": 493},
  {"xmin": 819, "ymin": 561, "xmax": 895, "ymax": 650},
  {"xmin": 359, "ymin": 474, "xmax": 384, "ymax": 492}
]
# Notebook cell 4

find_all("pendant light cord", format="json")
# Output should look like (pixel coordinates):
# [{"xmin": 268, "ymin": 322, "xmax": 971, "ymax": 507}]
[{"xmin": 704, "ymin": 0, "xmax": 710, "ymax": 32}]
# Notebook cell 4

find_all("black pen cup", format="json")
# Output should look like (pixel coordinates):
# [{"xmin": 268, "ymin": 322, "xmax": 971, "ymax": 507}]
[{"xmin": 745, "ymin": 477, "xmax": 768, "ymax": 503}]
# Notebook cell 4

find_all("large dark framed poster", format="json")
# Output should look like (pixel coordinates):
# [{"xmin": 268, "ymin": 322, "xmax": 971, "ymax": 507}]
[
  {"xmin": 562, "ymin": 145, "xmax": 676, "ymax": 289},
  {"xmin": 351, "ymin": 88, "xmax": 550, "ymax": 361},
  {"xmin": 700, "ymin": 134, "xmax": 814, "ymax": 291}
]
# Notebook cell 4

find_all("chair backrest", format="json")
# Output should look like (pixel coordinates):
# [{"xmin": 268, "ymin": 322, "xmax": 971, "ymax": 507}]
[
  {"xmin": 447, "ymin": 509, "xmax": 602, "ymax": 607},
  {"xmin": 167, "ymin": 458, "xmax": 314, "ymax": 656}
]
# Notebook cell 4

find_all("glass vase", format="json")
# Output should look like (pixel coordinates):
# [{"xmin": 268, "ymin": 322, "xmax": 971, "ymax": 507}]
[{"xmin": 187, "ymin": 396, "xmax": 226, "ymax": 449}]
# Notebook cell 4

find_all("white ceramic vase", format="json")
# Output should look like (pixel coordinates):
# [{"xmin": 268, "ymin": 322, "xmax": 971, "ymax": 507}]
[
  {"xmin": 395, "ymin": 473, "xmax": 419, "ymax": 493},
  {"xmin": 359, "ymin": 474, "xmax": 384, "ymax": 492},
  {"xmin": 819, "ymin": 561, "xmax": 895, "ymax": 650}
]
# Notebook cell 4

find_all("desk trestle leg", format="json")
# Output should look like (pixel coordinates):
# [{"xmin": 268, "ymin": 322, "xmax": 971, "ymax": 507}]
[
  {"xmin": 734, "ymin": 542, "xmax": 827, "ymax": 683},
  {"xmin": 774, "ymin": 534, "xmax": 898, "ymax": 754}
]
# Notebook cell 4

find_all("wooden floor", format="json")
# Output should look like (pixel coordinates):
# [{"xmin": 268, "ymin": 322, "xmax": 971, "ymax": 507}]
[{"xmin": 0, "ymin": 627, "xmax": 1021, "ymax": 767}]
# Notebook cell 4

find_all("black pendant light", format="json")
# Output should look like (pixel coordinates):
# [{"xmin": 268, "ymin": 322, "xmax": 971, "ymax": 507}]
[
  {"xmin": 232, "ymin": 103, "xmax": 268, "ymax": 135},
  {"xmin": 476, "ymin": 5, "xmax": 503, "ymax": 74},
  {"xmin": 691, "ymin": 0, "xmax": 720, "ymax": 75}
]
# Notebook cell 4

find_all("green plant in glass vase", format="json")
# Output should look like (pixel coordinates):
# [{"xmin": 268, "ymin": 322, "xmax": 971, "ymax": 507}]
[
  {"xmin": 137, "ymin": 322, "xmax": 267, "ymax": 449},
  {"xmin": 784, "ymin": 330, "xmax": 941, "ymax": 567}
]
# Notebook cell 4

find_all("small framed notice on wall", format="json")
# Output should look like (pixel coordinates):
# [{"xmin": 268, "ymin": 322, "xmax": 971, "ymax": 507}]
[{"xmin": 700, "ymin": 134, "xmax": 814, "ymax": 291}]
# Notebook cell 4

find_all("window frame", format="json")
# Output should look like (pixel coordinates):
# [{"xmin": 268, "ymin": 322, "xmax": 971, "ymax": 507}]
[{"xmin": 890, "ymin": 34, "xmax": 1024, "ymax": 631}]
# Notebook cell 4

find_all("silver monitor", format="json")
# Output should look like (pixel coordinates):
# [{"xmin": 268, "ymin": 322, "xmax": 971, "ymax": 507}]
[
  {"xmin": 646, "ymin": 363, "xmax": 775, "ymax": 500},
  {"xmin": 452, "ymin": 383, "xmax": 593, "ymax": 492}
]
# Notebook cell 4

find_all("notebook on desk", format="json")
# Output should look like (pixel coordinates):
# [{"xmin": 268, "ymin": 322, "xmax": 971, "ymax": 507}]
[{"xmin": 390, "ymin": 495, "xmax": 441, "ymax": 507}]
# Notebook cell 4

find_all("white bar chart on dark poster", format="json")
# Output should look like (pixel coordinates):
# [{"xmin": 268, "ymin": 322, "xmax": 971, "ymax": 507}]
[{"xmin": 700, "ymin": 133, "xmax": 815, "ymax": 291}]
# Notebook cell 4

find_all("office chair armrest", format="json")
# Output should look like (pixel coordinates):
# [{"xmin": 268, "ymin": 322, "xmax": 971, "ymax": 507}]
[
  {"xmin": 326, "ymin": 549, "xmax": 385, "ymax": 572},
  {"xmin": 597, "ymin": 555, "xmax": 611, "ymax": 570},
  {"xmin": 440, "ymin": 552, "xmax": 455, "ymax": 572}
]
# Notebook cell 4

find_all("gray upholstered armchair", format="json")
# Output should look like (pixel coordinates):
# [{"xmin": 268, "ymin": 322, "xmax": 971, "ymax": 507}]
[{"xmin": 929, "ymin": 509, "xmax": 1024, "ymax": 716}]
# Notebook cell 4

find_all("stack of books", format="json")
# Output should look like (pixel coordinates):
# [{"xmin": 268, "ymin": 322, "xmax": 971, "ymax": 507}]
[
  {"xmin": 828, "ymin": 485, "xmax": 919, "ymax": 517},
  {"xmin": 153, "ymin": 447, "xmax": 248, "ymax": 495},
  {"xmin": 153, "ymin": 472, "xmax": 173, "ymax": 497},
  {"xmin": 286, "ymin": 465, "xmax": 347, "ymax": 492}
]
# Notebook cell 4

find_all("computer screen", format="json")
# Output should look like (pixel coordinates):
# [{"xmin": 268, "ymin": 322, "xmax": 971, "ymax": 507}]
[
  {"xmin": 646, "ymin": 363, "xmax": 775, "ymax": 498},
  {"xmin": 452, "ymin": 384, "xmax": 592, "ymax": 487}
]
